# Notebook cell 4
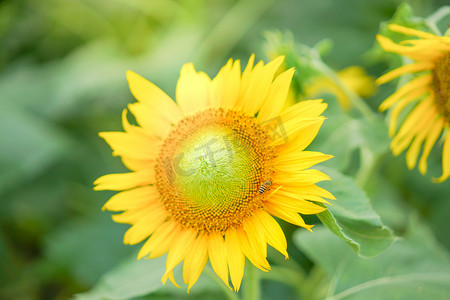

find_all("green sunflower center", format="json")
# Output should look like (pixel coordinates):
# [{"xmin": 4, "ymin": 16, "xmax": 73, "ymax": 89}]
[
  {"xmin": 175, "ymin": 125, "xmax": 257, "ymax": 210},
  {"xmin": 433, "ymin": 52, "xmax": 450, "ymax": 124},
  {"xmin": 155, "ymin": 109, "xmax": 275, "ymax": 233}
]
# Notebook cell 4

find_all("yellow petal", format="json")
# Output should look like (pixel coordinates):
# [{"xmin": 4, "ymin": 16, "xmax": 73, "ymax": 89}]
[
  {"xmin": 419, "ymin": 118, "xmax": 444, "ymax": 174},
  {"xmin": 183, "ymin": 233, "xmax": 209, "ymax": 292},
  {"xmin": 379, "ymin": 75, "xmax": 432, "ymax": 111},
  {"xmin": 210, "ymin": 59, "xmax": 241, "ymax": 109},
  {"xmin": 264, "ymin": 201, "xmax": 313, "ymax": 231},
  {"xmin": 163, "ymin": 270, "xmax": 180, "ymax": 288},
  {"xmin": 111, "ymin": 204, "xmax": 160, "ymax": 224},
  {"xmin": 128, "ymin": 102, "xmax": 174, "ymax": 140},
  {"xmin": 435, "ymin": 132, "xmax": 450, "ymax": 183},
  {"xmin": 123, "ymin": 206, "xmax": 168, "ymax": 245},
  {"xmin": 278, "ymin": 184, "xmax": 335, "ymax": 203},
  {"xmin": 253, "ymin": 211, "xmax": 288, "ymax": 258},
  {"xmin": 102, "ymin": 186, "xmax": 159, "ymax": 211},
  {"xmin": 225, "ymin": 229, "xmax": 245, "ymax": 292},
  {"xmin": 126, "ymin": 70, "xmax": 182, "ymax": 123},
  {"xmin": 391, "ymin": 97, "xmax": 435, "ymax": 154},
  {"xmin": 239, "ymin": 224, "xmax": 270, "ymax": 272},
  {"xmin": 121, "ymin": 156, "xmax": 153, "ymax": 172},
  {"xmin": 388, "ymin": 24, "xmax": 439, "ymax": 40},
  {"xmin": 137, "ymin": 220, "xmax": 178, "ymax": 259},
  {"xmin": 388, "ymin": 90, "xmax": 430, "ymax": 136},
  {"xmin": 176, "ymin": 63, "xmax": 211, "ymax": 116},
  {"xmin": 376, "ymin": 61, "xmax": 433, "ymax": 85},
  {"xmin": 94, "ymin": 170, "xmax": 155, "ymax": 191},
  {"xmin": 99, "ymin": 131, "xmax": 158, "ymax": 160},
  {"xmin": 376, "ymin": 35, "xmax": 443, "ymax": 61},
  {"xmin": 207, "ymin": 233, "xmax": 230, "ymax": 288},
  {"xmin": 239, "ymin": 56, "xmax": 285, "ymax": 116},
  {"xmin": 257, "ymin": 68, "xmax": 295, "ymax": 123},
  {"xmin": 275, "ymin": 151, "xmax": 333, "ymax": 172},
  {"xmin": 274, "ymin": 169, "xmax": 331, "ymax": 186},
  {"xmin": 405, "ymin": 113, "xmax": 436, "ymax": 170},
  {"xmin": 162, "ymin": 228, "xmax": 197, "ymax": 278},
  {"xmin": 275, "ymin": 120, "xmax": 324, "ymax": 153},
  {"xmin": 267, "ymin": 193, "xmax": 326, "ymax": 215}
]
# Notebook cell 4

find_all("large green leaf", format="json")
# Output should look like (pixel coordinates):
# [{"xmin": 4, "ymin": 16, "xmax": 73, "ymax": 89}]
[
  {"xmin": 75, "ymin": 253, "xmax": 222, "ymax": 300},
  {"xmin": 316, "ymin": 167, "xmax": 396, "ymax": 257},
  {"xmin": 74, "ymin": 254, "xmax": 167, "ymax": 300},
  {"xmin": 294, "ymin": 220, "xmax": 450, "ymax": 300}
]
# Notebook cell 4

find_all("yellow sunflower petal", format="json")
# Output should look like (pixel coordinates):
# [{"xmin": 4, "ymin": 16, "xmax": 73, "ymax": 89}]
[
  {"xmin": 211, "ymin": 59, "xmax": 241, "ymax": 109},
  {"xmin": 238, "ymin": 56, "xmax": 284, "ymax": 116},
  {"xmin": 267, "ymin": 193, "xmax": 326, "ymax": 215},
  {"xmin": 240, "ymin": 222, "xmax": 270, "ymax": 272},
  {"xmin": 419, "ymin": 118, "xmax": 444, "ymax": 174},
  {"xmin": 379, "ymin": 75, "xmax": 432, "ymax": 111},
  {"xmin": 163, "ymin": 228, "xmax": 198, "ymax": 280},
  {"xmin": 207, "ymin": 233, "xmax": 230, "ymax": 288},
  {"xmin": 264, "ymin": 202, "xmax": 313, "ymax": 231},
  {"xmin": 275, "ymin": 151, "xmax": 333, "ymax": 172},
  {"xmin": 257, "ymin": 68, "xmax": 295, "ymax": 123},
  {"xmin": 176, "ymin": 63, "xmax": 211, "ymax": 116},
  {"xmin": 99, "ymin": 131, "xmax": 158, "ymax": 160},
  {"xmin": 278, "ymin": 184, "xmax": 335, "ymax": 203},
  {"xmin": 275, "ymin": 169, "xmax": 331, "ymax": 186},
  {"xmin": 388, "ymin": 24, "xmax": 439, "ymax": 40},
  {"xmin": 253, "ymin": 210, "xmax": 288, "ymax": 258},
  {"xmin": 94, "ymin": 170, "xmax": 154, "ymax": 191},
  {"xmin": 111, "ymin": 204, "xmax": 160, "ymax": 224},
  {"xmin": 275, "ymin": 120, "xmax": 324, "ymax": 153},
  {"xmin": 376, "ymin": 61, "xmax": 434, "ymax": 84},
  {"xmin": 225, "ymin": 229, "xmax": 245, "ymax": 292},
  {"xmin": 388, "ymin": 91, "xmax": 430, "ymax": 136},
  {"xmin": 435, "ymin": 134, "xmax": 450, "ymax": 183},
  {"xmin": 137, "ymin": 220, "xmax": 178, "ymax": 260},
  {"xmin": 102, "ymin": 186, "xmax": 159, "ymax": 211},
  {"xmin": 126, "ymin": 70, "xmax": 182, "ymax": 123},
  {"xmin": 183, "ymin": 233, "xmax": 209, "ymax": 292},
  {"xmin": 123, "ymin": 206, "xmax": 168, "ymax": 245}
]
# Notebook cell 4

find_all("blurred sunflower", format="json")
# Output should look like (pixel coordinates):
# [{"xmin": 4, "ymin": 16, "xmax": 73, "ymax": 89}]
[
  {"xmin": 306, "ymin": 66, "xmax": 376, "ymax": 110},
  {"xmin": 94, "ymin": 56, "xmax": 334, "ymax": 292},
  {"xmin": 377, "ymin": 24, "xmax": 450, "ymax": 182}
]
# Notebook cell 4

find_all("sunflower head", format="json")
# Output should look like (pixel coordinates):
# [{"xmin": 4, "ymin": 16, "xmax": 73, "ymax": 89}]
[
  {"xmin": 377, "ymin": 24, "xmax": 450, "ymax": 182},
  {"xmin": 95, "ymin": 55, "xmax": 334, "ymax": 292}
]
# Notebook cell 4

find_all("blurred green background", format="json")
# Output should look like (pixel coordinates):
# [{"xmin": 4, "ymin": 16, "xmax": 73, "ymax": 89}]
[{"xmin": 1, "ymin": 0, "xmax": 449, "ymax": 299}]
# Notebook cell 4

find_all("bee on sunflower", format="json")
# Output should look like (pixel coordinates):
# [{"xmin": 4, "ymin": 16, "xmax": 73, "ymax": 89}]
[
  {"xmin": 94, "ymin": 55, "xmax": 334, "ymax": 292},
  {"xmin": 377, "ymin": 24, "xmax": 450, "ymax": 182}
]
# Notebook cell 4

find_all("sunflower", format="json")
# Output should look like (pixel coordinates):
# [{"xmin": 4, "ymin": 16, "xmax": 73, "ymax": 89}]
[
  {"xmin": 94, "ymin": 55, "xmax": 334, "ymax": 292},
  {"xmin": 306, "ymin": 66, "xmax": 376, "ymax": 110},
  {"xmin": 377, "ymin": 24, "xmax": 450, "ymax": 182}
]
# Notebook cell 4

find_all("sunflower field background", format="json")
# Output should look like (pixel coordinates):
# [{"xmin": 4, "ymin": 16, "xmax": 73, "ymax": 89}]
[{"xmin": 1, "ymin": 0, "xmax": 450, "ymax": 299}]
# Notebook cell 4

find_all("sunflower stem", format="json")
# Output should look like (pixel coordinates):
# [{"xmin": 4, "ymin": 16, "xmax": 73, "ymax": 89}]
[
  {"xmin": 243, "ymin": 265, "xmax": 260, "ymax": 300},
  {"xmin": 310, "ymin": 54, "xmax": 377, "ymax": 122},
  {"xmin": 425, "ymin": 6, "xmax": 450, "ymax": 36},
  {"xmin": 204, "ymin": 267, "xmax": 239, "ymax": 300}
]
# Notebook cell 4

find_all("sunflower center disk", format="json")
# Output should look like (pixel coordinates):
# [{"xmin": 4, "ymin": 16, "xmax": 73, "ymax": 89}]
[
  {"xmin": 433, "ymin": 53, "xmax": 450, "ymax": 124},
  {"xmin": 155, "ymin": 109, "xmax": 275, "ymax": 233}
]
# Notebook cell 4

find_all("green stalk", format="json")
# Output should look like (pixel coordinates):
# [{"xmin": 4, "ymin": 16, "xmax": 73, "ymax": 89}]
[
  {"xmin": 204, "ymin": 267, "xmax": 239, "ymax": 300},
  {"xmin": 243, "ymin": 265, "xmax": 260, "ymax": 300},
  {"xmin": 311, "ymin": 56, "xmax": 377, "ymax": 122}
]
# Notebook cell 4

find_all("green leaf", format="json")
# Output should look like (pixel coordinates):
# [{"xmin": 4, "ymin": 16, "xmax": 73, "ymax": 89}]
[
  {"xmin": 75, "ymin": 253, "xmax": 221, "ymax": 300},
  {"xmin": 74, "ymin": 254, "xmax": 167, "ymax": 300},
  {"xmin": 315, "ymin": 116, "xmax": 390, "ymax": 174},
  {"xmin": 294, "ymin": 219, "xmax": 450, "ymax": 300},
  {"xmin": 44, "ymin": 213, "xmax": 131, "ymax": 286},
  {"xmin": 316, "ymin": 167, "xmax": 396, "ymax": 257}
]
